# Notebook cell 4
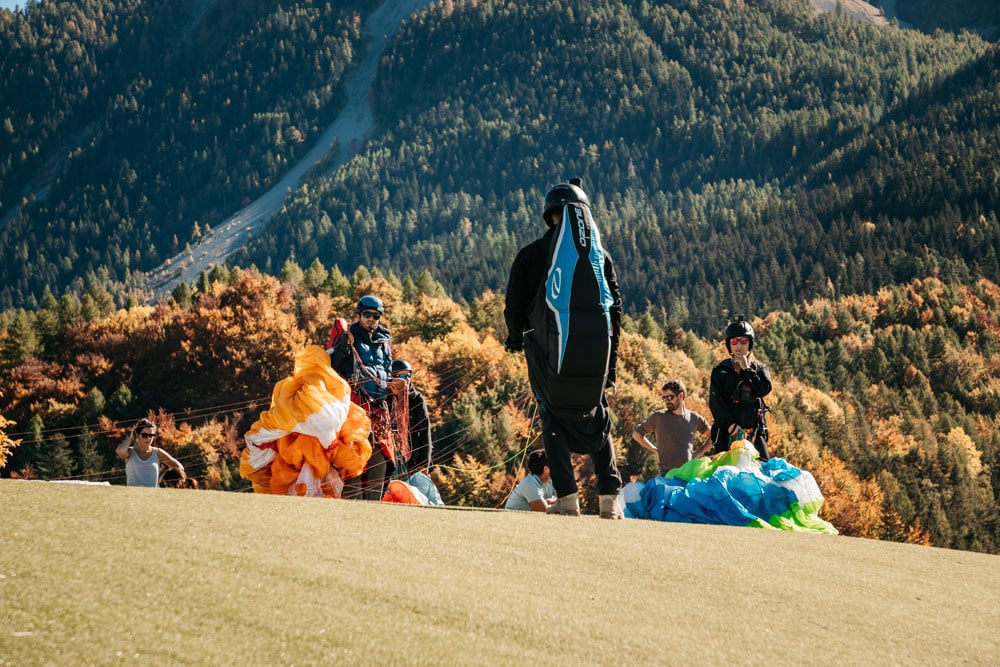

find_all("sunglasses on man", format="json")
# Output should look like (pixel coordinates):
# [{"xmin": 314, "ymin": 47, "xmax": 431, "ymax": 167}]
[
  {"xmin": 361, "ymin": 310, "xmax": 381, "ymax": 319},
  {"xmin": 729, "ymin": 336, "xmax": 750, "ymax": 345}
]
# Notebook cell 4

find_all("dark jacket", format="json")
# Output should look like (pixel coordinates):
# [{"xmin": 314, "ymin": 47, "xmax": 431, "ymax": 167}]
[
  {"xmin": 709, "ymin": 357, "xmax": 772, "ymax": 455},
  {"xmin": 504, "ymin": 224, "xmax": 623, "ymax": 387},
  {"xmin": 330, "ymin": 321, "xmax": 393, "ymax": 403},
  {"xmin": 402, "ymin": 387, "xmax": 432, "ymax": 471}
]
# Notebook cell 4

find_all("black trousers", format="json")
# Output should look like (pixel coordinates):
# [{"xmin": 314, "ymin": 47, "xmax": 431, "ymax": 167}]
[
  {"xmin": 342, "ymin": 440, "xmax": 392, "ymax": 500},
  {"xmin": 539, "ymin": 407, "xmax": 622, "ymax": 498}
]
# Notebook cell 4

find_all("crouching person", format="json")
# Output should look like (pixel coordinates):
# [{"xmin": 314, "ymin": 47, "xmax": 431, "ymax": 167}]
[{"xmin": 505, "ymin": 449, "xmax": 557, "ymax": 512}]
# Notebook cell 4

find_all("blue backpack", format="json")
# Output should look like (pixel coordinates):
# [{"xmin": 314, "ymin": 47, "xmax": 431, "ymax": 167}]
[{"xmin": 525, "ymin": 202, "xmax": 614, "ymax": 411}]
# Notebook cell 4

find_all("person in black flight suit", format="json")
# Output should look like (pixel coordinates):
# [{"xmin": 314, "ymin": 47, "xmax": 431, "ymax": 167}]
[
  {"xmin": 388, "ymin": 359, "xmax": 433, "ymax": 474},
  {"xmin": 504, "ymin": 178, "xmax": 623, "ymax": 518},
  {"xmin": 709, "ymin": 315, "xmax": 773, "ymax": 461}
]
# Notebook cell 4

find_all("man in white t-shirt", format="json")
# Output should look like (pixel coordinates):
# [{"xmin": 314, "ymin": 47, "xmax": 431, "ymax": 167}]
[
  {"xmin": 632, "ymin": 379, "xmax": 711, "ymax": 474},
  {"xmin": 505, "ymin": 449, "xmax": 556, "ymax": 512}
]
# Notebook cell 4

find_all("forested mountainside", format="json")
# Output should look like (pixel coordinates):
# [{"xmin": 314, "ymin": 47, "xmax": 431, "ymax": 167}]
[
  {"xmin": 1, "ymin": 269, "xmax": 997, "ymax": 553},
  {"xmin": 0, "ymin": 0, "xmax": 375, "ymax": 307},
  {"xmin": 1, "ymin": 0, "xmax": 998, "ymax": 337},
  {"xmin": 241, "ymin": 0, "xmax": 998, "ymax": 334},
  {"xmin": 895, "ymin": 0, "xmax": 1000, "ymax": 35}
]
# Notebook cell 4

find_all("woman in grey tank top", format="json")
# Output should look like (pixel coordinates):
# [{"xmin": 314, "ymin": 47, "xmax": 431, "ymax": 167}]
[{"xmin": 115, "ymin": 419, "xmax": 186, "ymax": 487}]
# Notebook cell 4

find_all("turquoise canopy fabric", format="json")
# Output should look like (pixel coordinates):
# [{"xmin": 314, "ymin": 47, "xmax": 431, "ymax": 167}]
[{"xmin": 621, "ymin": 443, "xmax": 837, "ymax": 534}]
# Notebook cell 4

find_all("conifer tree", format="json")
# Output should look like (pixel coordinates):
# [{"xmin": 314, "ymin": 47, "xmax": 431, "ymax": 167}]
[
  {"xmin": 77, "ymin": 427, "xmax": 104, "ymax": 479},
  {"xmin": 1, "ymin": 311, "xmax": 38, "ymax": 366},
  {"xmin": 38, "ymin": 433, "xmax": 74, "ymax": 480}
]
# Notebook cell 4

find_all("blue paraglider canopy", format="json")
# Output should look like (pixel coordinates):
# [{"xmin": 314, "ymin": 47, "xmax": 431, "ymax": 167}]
[{"xmin": 620, "ymin": 441, "xmax": 836, "ymax": 534}]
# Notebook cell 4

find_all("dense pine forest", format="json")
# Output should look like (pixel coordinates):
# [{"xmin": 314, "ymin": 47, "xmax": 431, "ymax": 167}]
[
  {"xmin": 896, "ymin": 0, "xmax": 1000, "ymax": 35},
  {"xmin": 244, "ymin": 0, "xmax": 999, "ymax": 334},
  {"xmin": 2, "ymin": 1, "xmax": 999, "ymax": 553},
  {"xmin": 1, "ymin": 0, "xmax": 376, "ymax": 307}
]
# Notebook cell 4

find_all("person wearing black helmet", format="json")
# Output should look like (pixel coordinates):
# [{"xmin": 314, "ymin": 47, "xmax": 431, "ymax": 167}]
[
  {"xmin": 330, "ymin": 294, "xmax": 395, "ymax": 499},
  {"xmin": 504, "ymin": 178, "xmax": 624, "ymax": 518},
  {"xmin": 708, "ymin": 315, "xmax": 773, "ymax": 460}
]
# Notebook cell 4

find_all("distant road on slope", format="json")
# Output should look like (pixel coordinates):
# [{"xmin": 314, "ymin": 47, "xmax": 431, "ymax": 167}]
[
  {"xmin": 147, "ymin": 0, "xmax": 436, "ymax": 298},
  {"xmin": 808, "ymin": 0, "xmax": 917, "ymax": 28},
  {"xmin": 808, "ymin": 0, "xmax": 888, "ymax": 26}
]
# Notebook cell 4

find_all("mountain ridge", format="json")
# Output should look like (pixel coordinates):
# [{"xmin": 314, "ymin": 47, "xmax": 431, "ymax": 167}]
[{"xmin": 149, "ymin": 0, "xmax": 898, "ymax": 296}]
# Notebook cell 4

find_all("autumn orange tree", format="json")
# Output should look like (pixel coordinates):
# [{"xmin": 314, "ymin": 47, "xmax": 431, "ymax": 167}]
[
  {"xmin": 759, "ymin": 277, "xmax": 1000, "ymax": 552},
  {"xmin": 0, "ymin": 397, "xmax": 18, "ymax": 470}
]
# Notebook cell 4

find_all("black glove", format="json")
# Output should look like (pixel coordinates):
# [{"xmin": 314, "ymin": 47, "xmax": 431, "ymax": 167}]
[{"xmin": 504, "ymin": 338, "xmax": 523, "ymax": 353}]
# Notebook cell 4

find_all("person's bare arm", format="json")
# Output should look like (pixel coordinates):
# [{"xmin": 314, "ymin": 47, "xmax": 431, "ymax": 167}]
[
  {"xmin": 156, "ymin": 448, "xmax": 186, "ymax": 479},
  {"xmin": 693, "ymin": 436, "xmax": 713, "ymax": 458},
  {"xmin": 528, "ymin": 499, "xmax": 549, "ymax": 512},
  {"xmin": 693, "ymin": 420, "xmax": 713, "ymax": 458},
  {"xmin": 632, "ymin": 429, "xmax": 657, "ymax": 453},
  {"xmin": 115, "ymin": 429, "xmax": 135, "ymax": 461}
]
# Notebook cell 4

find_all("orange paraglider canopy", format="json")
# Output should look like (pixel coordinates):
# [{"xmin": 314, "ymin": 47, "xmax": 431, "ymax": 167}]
[{"xmin": 240, "ymin": 345, "xmax": 372, "ymax": 497}]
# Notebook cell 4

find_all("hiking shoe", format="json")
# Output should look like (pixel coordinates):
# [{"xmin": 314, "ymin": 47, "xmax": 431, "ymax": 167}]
[
  {"xmin": 555, "ymin": 493, "xmax": 581, "ymax": 516},
  {"xmin": 599, "ymin": 494, "xmax": 623, "ymax": 519}
]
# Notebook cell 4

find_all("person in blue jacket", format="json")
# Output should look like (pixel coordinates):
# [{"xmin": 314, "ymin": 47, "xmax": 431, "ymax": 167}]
[
  {"xmin": 330, "ymin": 295, "xmax": 393, "ymax": 406},
  {"xmin": 330, "ymin": 295, "xmax": 394, "ymax": 499}
]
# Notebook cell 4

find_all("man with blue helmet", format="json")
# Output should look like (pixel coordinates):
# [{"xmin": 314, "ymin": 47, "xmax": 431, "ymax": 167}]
[{"xmin": 330, "ymin": 294, "xmax": 394, "ymax": 499}]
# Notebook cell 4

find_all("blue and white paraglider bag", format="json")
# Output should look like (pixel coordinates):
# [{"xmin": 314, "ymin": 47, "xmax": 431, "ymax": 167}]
[{"xmin": 526, "ymin": 202, "xmax": 615, "ymax": 411}]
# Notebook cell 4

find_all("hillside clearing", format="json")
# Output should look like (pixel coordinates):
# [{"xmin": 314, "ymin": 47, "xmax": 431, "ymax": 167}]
[
  {"xmin": 809, "ymin": 0, "xmax": 891, "ymax": 26},
  {"xmin": 1, "ymin": 480, "xmax": 998, "ymax": 665},
  {"xmin": 145, "ymin": 0, "xmax": 436, "ymax": 298}
]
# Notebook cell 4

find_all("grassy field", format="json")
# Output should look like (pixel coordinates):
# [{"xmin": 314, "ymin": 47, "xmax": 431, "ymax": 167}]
[{"xmin": 2, "ymin": 479, "xmax": 998, "ymax": 665}]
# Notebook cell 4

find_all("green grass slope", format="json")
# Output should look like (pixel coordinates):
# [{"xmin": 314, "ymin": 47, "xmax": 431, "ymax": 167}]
[{"xmin": 2, "ymin": 479, "xmax": 998, "ymax": 665}]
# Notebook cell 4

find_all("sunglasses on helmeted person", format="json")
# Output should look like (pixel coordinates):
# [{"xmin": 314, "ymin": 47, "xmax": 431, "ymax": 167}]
[
  {"xmin": 729, "ymin": 336, "xmax": 750, "ymax": 345},
  {"xmin": 361, "ymin": 310, "xmax": 381, "ymax": 319}
]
